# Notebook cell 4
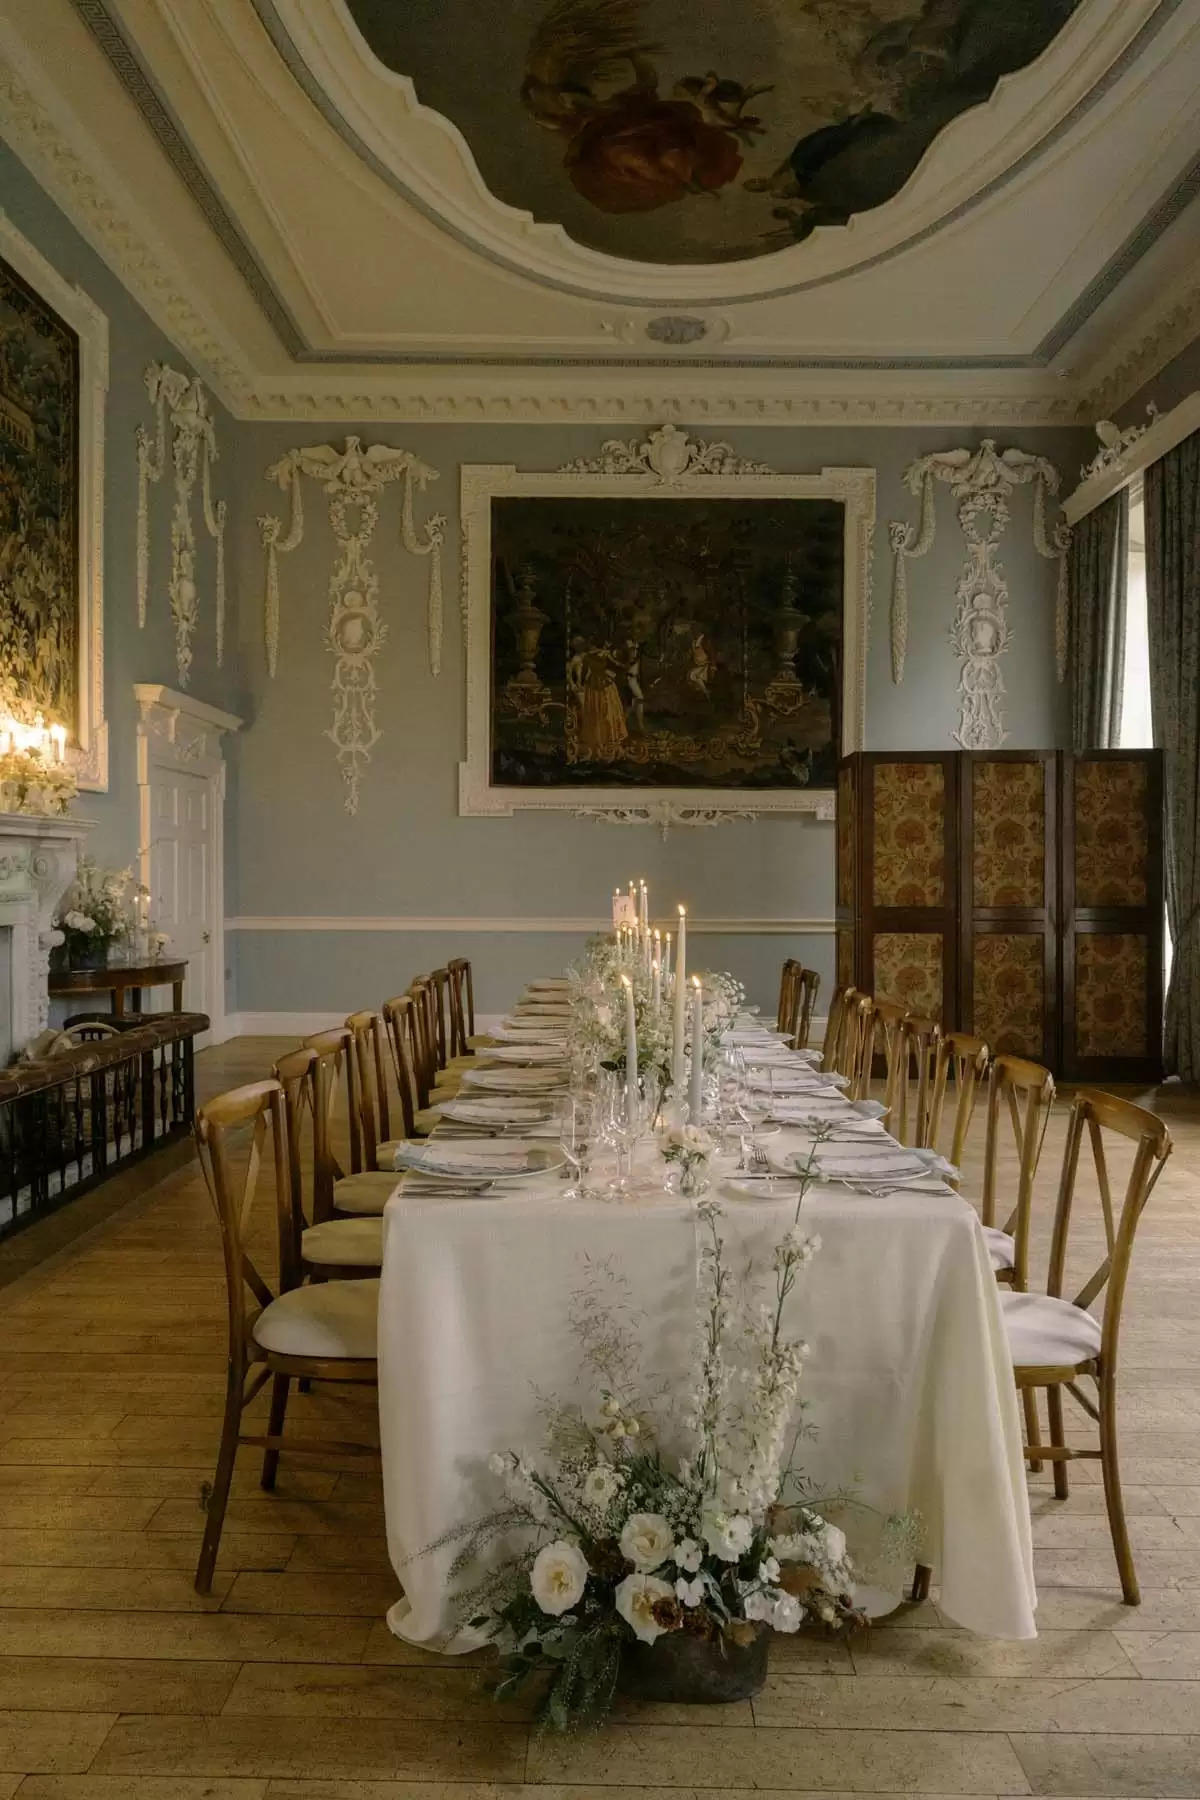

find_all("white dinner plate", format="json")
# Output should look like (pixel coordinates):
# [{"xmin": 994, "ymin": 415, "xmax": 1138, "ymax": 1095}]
[
  {"xmin": 395, "ymin": 1141, "xmax": 566, "ymax": 1182},
  {"xmin": 482, "ymin": 1045, "xmax": 567, "ymax": 1066},
  {"xmin": 463, "ymin": 1066, "xmax": 568, "ymax": 1093}
]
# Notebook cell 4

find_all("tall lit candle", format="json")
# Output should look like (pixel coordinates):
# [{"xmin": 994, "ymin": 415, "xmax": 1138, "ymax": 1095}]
[
  {"xmin": 620, "ymin": 973, "xmax": 638, "ymax": 1123},
  {"xmin": 49, "ymin": 724, "xmax": 66, "ymax": 764},
  {"xmin": 639, "ymin": 880, "xmax": 648, "ymax": 936},
  {"xmin": 652, "ymin": 957, "xmax": 662, "ymax": 1010},
  {"xmin": 613, "ymin": 886, "xmax": 622, "ymax": 929},
  {"xmin": 672, "ymin": 906, "xmax": 687, "ymax": 1104},
  {"xmin": 663, "ymin": 930, "xmax": 672, "ymax": 979},
  {"xmin": 689, "ymin": 976, "xmax": 705, "ymax": 1123}
]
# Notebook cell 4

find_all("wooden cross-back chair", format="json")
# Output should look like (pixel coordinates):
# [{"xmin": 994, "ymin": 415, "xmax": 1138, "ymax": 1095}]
[
  {"xmin": 345, "ymin": 1011, "xmax": 406, "ymax": 1176},
  {"xmin": 303, "ymin": 1025, "xmax": 396, "ymax": 1218},
  {"xmin": 857, "ymin": 998, "xmax": 906, "ymax": 1104},
  {"xmin": 380, "ymin": 995, "xmax": 419, "ymax": 1138},
  {"xmin": 927, "ymin": 1031, "xmax": 990, "ymax": 1176},
  {"xmin": 301, "ymin": 1027, "xmax": 362, "ymax": 1177},
  {"xmin": 407, "ymin": 979, "xmax": 441, "ymax": 1104},
  {"xmin": 1004, "ymin": 1089, "xmax": 1172, "ymax": 1603},
  {"xmin": 192, "ymin": 1079, "xmax": 378, "ymax": 1593},
  {"xmin": 792, "ymin": 967, "xmax": 820, "ymax": 1051},
  {"xmin": 980, "ymin": 1053, "xmax": 1057, "ymax": 1291},
  {"xmin": 272, "ymin": 1047, "xmax": 382, "ymax": 1281},
  {"xmin": 776, "ymin": 959, "xmax": 800, "ymax": 1037},
  {"xmin": 889, "ymin": 1014, "xmax": 939, "ymax": 1148},
  {"xmin": 821, "ymin": 985, "xmax": 855, "ymax": 1074}
]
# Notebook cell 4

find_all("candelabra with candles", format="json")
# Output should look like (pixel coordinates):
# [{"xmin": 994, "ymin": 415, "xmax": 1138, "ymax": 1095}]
[{"xmin": 0, "ymin": 710, "xmax": 77, "ymax": 816}]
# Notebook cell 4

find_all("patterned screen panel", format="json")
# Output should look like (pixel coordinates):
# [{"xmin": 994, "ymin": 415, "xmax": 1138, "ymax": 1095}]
[
  {"xmin": 1075, "ymin": 933, "xmax": 1148, "ymax": 1058},
  {"xmin": 973, "ymin": 760, "xmax": 1046, "ymax": 908},
  {"xmin": 872, "ymin": 762, "xmax": 945, "ymax": 907},
  {"xmin": 971, "ymin": 934, "xmax": 1045, "ymax": 1058},
  {"xmin": 1074, "ymin": 760, "xmax": 1148, "ymax": 907},
  {"xmin": 874, "ymin": 932, "xmax": 943, "ymax": 1019},
  {"xmin": 837, "ymin": 764, "xmax": 854, "ymax": 909}
]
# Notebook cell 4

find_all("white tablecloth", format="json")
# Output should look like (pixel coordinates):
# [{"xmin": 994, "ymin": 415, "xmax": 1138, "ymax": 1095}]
[{"xmin": 377, "ymin": 1128, "xmax": 1036, "ymax": 1647}]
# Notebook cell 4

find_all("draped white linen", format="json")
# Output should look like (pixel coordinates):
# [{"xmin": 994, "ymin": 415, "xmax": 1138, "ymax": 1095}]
[{"xmin": 377, "ymin": 1127, "xmax": 1036, "ymax": 1648}]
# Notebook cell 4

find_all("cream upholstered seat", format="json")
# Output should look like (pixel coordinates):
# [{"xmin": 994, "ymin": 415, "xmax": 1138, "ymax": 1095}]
[
  {"xmin": 1001, "ymin": 1289, "xmax": 1102, "ymax": 1369},
  {"xmin": 301, "ymin": 1216, "xmax": 384, "ymax": 1270},
  {"xmin": 252, "ymin": 1278, "xmax": 379, "ymax": 1360},
  {"xmin": 984, "ymin": 1225, "xmax": 1016, "ymax": 1274},
  {"xmin": 333, "ymin": 1170, "xmax": 398, "ymax": 1215}
]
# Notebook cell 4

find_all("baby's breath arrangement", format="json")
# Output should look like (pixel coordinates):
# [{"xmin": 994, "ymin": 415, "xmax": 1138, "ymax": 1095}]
[{"xmin": 432, "ymin": 1144, "xmax": 863, "ymax": 1732}]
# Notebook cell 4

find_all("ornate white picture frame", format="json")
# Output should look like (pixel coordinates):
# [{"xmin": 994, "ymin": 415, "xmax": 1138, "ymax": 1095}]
[
  {"xmin": 0, "ymin": 209, "xmax": 109, "ymax": 790},
  {"xmin": 458, "ymin": 428, "xmax": 873, "ymax": 823}
]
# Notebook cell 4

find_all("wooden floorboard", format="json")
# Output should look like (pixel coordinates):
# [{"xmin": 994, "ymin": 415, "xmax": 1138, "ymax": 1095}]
[{"xmin": 0, "ymin": 1035, "xmax": 1196, "ymax": 1793}]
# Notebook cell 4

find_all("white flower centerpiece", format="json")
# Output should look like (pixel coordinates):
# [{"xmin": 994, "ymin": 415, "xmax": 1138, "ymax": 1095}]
[
  {"xmin": 660, "ymin": 1123, "xmax": 715, "ymax": 1197},
  {"xmin": 52, "ymin": 856, "xmax": 141, "ymax": 970},
  {"xmin": 433, "ymin": 1146, "xmax": 864, "ymax": 1731}
]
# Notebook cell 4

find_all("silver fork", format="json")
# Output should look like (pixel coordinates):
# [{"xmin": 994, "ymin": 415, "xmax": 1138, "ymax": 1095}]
[{"xmin": 751, "ymin": 1143, "xmax": 769, "ymax": 1172}]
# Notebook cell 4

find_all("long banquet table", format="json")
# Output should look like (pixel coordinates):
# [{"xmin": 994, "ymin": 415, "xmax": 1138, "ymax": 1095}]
[{"xmin": 377, "ymin": 996, "xmax": 1037, "ymax": 1650}]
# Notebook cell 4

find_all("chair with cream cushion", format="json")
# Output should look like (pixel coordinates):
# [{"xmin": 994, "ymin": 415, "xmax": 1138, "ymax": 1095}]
[
  {"xmin": 192, "ymin": 1079, "xmax": 377, "ymax": 1593},
  {"xmin": 382, "ymin": 995, "xmax": 443, "ymax": 1138},
  {"xmin": 889, "ymin": 1014, "xmax": 939, "ymax": 1148},
  {"xmin": 1002, "ymin": 1089, "xmax": 1171, "ymax": 1603},
  {"xmin": 273, "ymin": 1046, "xmax": 382, "ymax": 1278},
  {"xmin": 979, "ymin": 1054, "xmax": 1056, "ymax": 1290},
  {"xmin": 303, "ymin": 1027, "xmax": 396, "ymax": 1216},
  {"xmin": 820, "ymin": 985, "xmax": 855, "ymax": 1075},
  {"xmin": 449, "ymin": 956, "xmax": 498, "ymax": 1052},
  {"xmin": 926, "ymin": 1031, "xmax": 990, "ymax": 1179},
  {"xmin": 345, "ymin": 1010, "xmax": 409, "ymax": 1178}
]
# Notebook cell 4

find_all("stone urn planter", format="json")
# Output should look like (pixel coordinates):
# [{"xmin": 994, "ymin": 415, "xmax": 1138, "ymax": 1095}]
[{"xmin": 619, "ymin": 1621, "xmax": 771, "ymax": 1704}]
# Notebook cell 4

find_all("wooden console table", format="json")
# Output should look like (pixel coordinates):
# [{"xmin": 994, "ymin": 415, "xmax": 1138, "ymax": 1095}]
[{"xmin": 49, "ymin": 959, "xmax": 188, "ymax": 1019}]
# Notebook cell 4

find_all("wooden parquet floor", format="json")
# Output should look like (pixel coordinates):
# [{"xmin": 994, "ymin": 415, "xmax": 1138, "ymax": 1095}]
[{"xmin": 0, "ymin": 1035, "xmax": 1198, "ymax": 1797}]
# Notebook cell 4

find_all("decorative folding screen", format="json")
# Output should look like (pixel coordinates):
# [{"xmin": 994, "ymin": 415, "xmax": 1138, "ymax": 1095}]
[{"xmin": 836, "ymin": 750, "xmax": 1162, "ymax": 1080}]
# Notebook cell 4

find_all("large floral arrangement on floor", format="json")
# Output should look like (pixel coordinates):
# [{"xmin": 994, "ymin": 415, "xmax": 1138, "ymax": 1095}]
[{"xmin": 437, "ymin": 1149, "xmax": 863, "ymax": 1732}]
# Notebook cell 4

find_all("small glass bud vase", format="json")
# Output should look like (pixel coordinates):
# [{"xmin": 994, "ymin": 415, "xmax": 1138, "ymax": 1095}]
[{"xmin": 663, "ymin": 1153, "xmax": 710, "ymax": 1199}]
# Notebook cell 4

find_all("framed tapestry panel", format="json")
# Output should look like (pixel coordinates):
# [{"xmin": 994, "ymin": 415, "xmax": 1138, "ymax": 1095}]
[
  {"xmin": 459, "ymin": 428, "xmax": 873, "ymax": 820},
  {"xmin": 0, "ymin": 214, "xmax": 108, "ymax": 788}
]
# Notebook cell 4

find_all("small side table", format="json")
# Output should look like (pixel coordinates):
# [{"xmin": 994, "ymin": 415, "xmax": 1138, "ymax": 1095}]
[{"xmin": 49, "ymin": 958, "xmax": 189, "ymax": 1019}]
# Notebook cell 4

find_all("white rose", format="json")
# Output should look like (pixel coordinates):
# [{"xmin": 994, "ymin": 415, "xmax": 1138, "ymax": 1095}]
[
  {"xmin": 759, "ymin": 1556, "xmax": 780, "ymax": 1584},
  {"xmin": 615, "ymin": 1571, "xmax": 675, "ymax": 1644},
  {"xmin": 819, "ymin": 1522, "xmax": 847, "ymax": 1565},
  {"xmin": 487, "ymin": 1452, "xmax": 510, "ymax": 1477},
  {"xmin": 772, "ymin": 1593, "xmax": 803, "ymax": 1633},
  {"xmin": 530, "ymin": 1540, "xmax": 589, "ymax": 1616},
  {"xmin": 701, "ymin": 1510, "xmax": 753, "ymax": 1563},
  {"xmin": 675, "ymin": 1574, "xmax": 706, "ymax": 1608},
  {"xmin": 619, "ymin": 1512, "xmax": 674, "ymax": 1571},
  {"xmin": 674, "ymin": 1537, "xmax": 703, "ymax": 1574},
  {"xmin": 582, "ymin": 1463, "xmax": 622, "ymax": 1507},
  {"xmin": 742, "ymin": 1589, "xmax": 775, "ymax": 1623}
]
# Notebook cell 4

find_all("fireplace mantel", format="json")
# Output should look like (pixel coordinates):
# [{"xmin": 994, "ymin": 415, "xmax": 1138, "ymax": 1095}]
[{"xmin": 0, "ymin": 813, "xmax": 93, "ymax": 1059}]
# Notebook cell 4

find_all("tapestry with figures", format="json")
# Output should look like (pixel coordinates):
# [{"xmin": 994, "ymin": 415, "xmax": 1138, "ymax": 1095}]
[
  {"xmin": 489, "ymin": 495, "xmax": 843, "ymax": 792},
  {"xmin": 0, "ymin": 252, "xmax": 79, "ymax": 733}
]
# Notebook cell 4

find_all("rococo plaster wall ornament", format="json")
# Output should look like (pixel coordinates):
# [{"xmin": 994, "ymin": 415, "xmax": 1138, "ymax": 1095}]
[
  {"xmin": 136, "ymin": 364, "xmax": 226, "ymax": 687},
  {"xmin": 887, "ymin": 440, "xmax": 1070, "ymax": 749},
  {"xmin": 258, "ymin": 437, "xmax": 446, "ymax": 815}
]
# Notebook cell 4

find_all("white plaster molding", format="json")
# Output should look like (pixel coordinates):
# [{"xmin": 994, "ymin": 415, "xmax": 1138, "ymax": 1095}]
[
  {"xmin": 226, "ymin": 914, "xmax": 837, "ymax": 935},
  {"xmin": 458, "ymin": 436, "xmax": 873, "ymax": 821},
  {"xmin": 1078, "ymin": 274, "xmax": 1200, "ymax": 421},
  {"xmin": 258, "ymin": 436, "xmax": 446, "ymax": 814},
  {"xmin": 0, "ymin": 207, "xmax": 109, "ymax": 793},
  {"xmin": 889, "ymin": 441, "xmax": 1069, "ymax": 743},
  {"xmin": 0, "ymin": 812, "xmax": 93, "ymax": 1051},
  {"xmin": 1079, "ymin": 406, "xmax": 1160, "ymax": 485},
  {"xmin": 1063, "ymin": 389, "xmax": 1200, "ymax": 525},
  {"xmin": 136, "ymin": 364, "xmax": 227, "ymax": 685},
  {"xmin": 573, "ymin": 799, "xmax": 833, "ymax": 837}
]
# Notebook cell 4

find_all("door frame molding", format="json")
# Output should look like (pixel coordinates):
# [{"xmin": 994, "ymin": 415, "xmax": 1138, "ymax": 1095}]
[{"xmin": 134, "ymin": 683, "xmax": 242, "ymax": 1045}]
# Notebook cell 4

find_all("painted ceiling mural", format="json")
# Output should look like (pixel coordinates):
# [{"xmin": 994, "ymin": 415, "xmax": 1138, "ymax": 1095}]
[{"xmin": 344, "ymin": 0, "xmax": 1082, "ymax": 265}]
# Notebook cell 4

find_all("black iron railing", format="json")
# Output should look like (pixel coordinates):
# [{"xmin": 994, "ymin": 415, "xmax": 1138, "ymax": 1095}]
[{"xmin": 0, "ymin": 1012, "xmax": 208, "ymax": 1241}]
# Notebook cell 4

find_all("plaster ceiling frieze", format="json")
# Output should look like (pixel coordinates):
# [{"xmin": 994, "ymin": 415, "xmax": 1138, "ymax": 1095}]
[
  {"xmin": 136, "ymin": 364, "xmax": 227, "ymax": 685},
  {"xmin": 1079, "ymin": 275, "xmax": 1200, "ymax": 419},
  {"xmin": 0, "ymin": 46, "xmax": 253, "ymax": 411},
  {"xmin": 574, "ymin": 803, "xmax": 783, "ymax": 840},
  {"xmin": 258, "ymin": 437, "xmax": 446, "ymax": 814},
  {"xmin": 888, "ymin": 441, "xmax": 1071, "ymax": 748}
]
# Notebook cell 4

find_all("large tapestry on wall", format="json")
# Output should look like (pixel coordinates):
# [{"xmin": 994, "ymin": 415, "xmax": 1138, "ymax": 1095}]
[
  {"xmin": 489, "ymin": 495, "xmax": 843, "ymax": 792},
  {"xmin": 0, "ymin": 253, "xmax": 79, "ymax": 732},
  {"xmin": 345, "ymin": 0, "xmax": 1081, "ymax": 264}
]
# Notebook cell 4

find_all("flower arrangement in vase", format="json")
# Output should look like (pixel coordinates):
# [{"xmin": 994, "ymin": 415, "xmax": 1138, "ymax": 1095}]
[
  {"xmin": 435, "ymin": 1153, "xmax": 867, "ymax": 1732},
  {"xmin": 0, "ymin": 745, "xmax": 77, "ymax": 817},
  {"xmin": 52, "ymin": 857, "xmax": 142, "ymax": 970},
  {"xmin": 660, "ymin": 1123, "xmax": 715, "ymax": 1196}
]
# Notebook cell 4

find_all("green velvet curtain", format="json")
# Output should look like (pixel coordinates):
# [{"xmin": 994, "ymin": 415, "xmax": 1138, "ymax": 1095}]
[
  {"xmin": 1145, "ymin": 430, "xmax": 1200, "ymax": 1082},
  {"xmin": 1068, "ymin": 489, "xmax": 1128, "ymax": 750}
]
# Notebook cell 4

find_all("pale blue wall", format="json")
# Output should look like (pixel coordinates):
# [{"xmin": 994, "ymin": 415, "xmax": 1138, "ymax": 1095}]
[
  {"xmin": 225, "ymin": 419, "xmax": 1085, "ymax": 1014},
  {"xmin": 0, "ymin": 141, "xmax": 235, "ymax": 873}
]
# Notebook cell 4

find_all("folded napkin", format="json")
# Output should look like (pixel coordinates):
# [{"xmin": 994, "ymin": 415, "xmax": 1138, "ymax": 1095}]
[
  {"xmin": 395, "ymin": 1141, "xmax": 559, "ymax": 1178},
  {"xmin": 440, "ymin": 1097, "xmax": 556, "ymax": 1124},
  {"xmin": 799, "ymin": 1143, "xmax": 933, "ymax": 1182},
  {"xmin": 482, "ymin": 1045, "xmax": 567, "ymax": 1065}
]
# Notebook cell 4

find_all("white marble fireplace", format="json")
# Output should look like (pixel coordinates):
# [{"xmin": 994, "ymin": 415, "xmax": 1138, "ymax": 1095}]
[{"xmin": 0, "ymin": 814, "xmax": 92, "ymax": 1065}]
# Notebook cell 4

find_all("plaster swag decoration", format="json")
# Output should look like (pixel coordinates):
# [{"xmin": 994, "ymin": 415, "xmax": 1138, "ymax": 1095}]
[
  {"xmin": 136, "ymin": 365, "xmax": 226, "ymax": 686},
  {"xmin": 258, "ymin": 438, "xmax": 446, "ymax": 814},
  {"xmin": 1080, "ymin": 406, "xmax": 1159, "ymax": 483},
  {"xmin": 573, "ymin": 801, "xmax": 770, "ymax": 840},
  {"xmin": 888, "ymin": 440, "xmax": 1071, "ymax": 745},
  {"xmin": 559, "ymin": 423, "xmax": 772, "ymax": 482}
]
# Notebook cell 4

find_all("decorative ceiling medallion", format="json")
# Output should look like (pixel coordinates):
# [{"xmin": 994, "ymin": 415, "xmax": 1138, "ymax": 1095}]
[{"xmin": 341, "ymin": 0, "xmax": 1082, "ymax": 268}]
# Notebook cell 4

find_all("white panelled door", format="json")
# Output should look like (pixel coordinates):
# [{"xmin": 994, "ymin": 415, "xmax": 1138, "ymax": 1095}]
[
  {"xmin": 148, "ymin": 762, "xmax": 213, "ymax": 1019},
  {"xmin": 135, "ymin": 684, "xmax": 241, "ymax": 1044}
]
